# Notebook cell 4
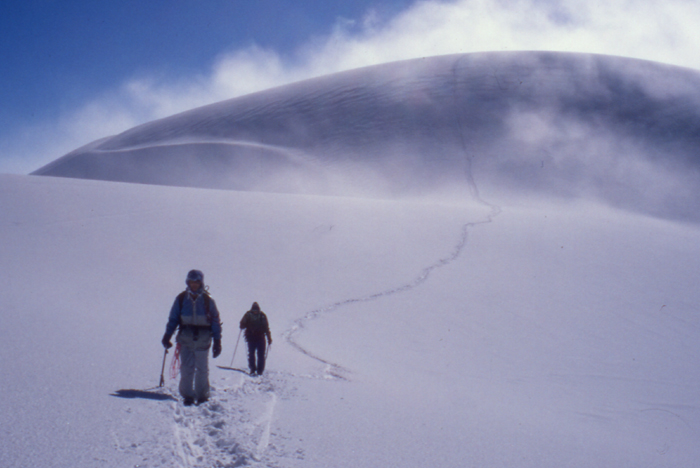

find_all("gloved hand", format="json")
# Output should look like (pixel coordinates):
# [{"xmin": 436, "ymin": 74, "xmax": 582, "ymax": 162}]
[
  {"xmin": 267, "ymin": 335, "xmax": 273, "ymax": 345},
  {"xmin": 161, "ymin": 333, "xmax": 173, "ymax": 349},
  {"xmin": 212, "ymin": 339, "xmax": 222, "ymax": 358}
]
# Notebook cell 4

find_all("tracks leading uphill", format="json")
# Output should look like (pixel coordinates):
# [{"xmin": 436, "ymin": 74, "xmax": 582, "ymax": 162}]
[{"xmin": 282, "ymin": 55, "xmax": 502, "ymax": 380}]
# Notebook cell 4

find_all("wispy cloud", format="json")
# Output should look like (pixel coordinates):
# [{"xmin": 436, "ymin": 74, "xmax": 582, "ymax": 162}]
[{"xmin": 7, "ymin": 0, "xmax": 700, "ymax": 173}]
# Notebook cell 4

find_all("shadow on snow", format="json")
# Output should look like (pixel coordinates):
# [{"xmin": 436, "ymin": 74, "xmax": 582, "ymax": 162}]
[{"xmin": 110, "ymin": 388, "xmax": 177, "ymax": 401}]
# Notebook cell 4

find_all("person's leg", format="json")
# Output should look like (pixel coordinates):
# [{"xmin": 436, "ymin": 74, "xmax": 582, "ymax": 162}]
[
  {"xmin": 193, "ymin": 348, "xmax": 210, "ymax": 403},
  {"xmin": 247, "ymin": 340, "xmax": 257, "ymax": 374},
  {"xmin": 179, "ymin": 346, "xmax": 196, "ymax": 404},
  {"xmin": 256, "ymin": 339, "xmax": 267, "ymax": 375}
]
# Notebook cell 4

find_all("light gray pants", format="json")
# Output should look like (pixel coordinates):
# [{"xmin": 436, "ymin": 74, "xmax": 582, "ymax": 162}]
[{"xmin": 179, "ymin": 345, "xmax": 210, "ymax": 401}]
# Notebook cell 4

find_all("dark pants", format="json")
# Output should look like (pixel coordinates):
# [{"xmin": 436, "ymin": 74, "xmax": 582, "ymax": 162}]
[{"xmin": 247, "ymin": 336, "xmax": 267, "ymax": 374}]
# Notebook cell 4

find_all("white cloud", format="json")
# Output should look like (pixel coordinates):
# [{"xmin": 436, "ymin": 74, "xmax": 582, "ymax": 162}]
[{"xmin": 8, "ymin": 0, "xmax": 700, "ymax": 173}]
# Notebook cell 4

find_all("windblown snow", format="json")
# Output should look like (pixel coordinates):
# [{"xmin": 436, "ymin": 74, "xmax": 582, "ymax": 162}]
[
  {"xmin": 3, "ymin": 51, "xmax": 700, "ymax": 467},
  {"xmin": 34, "ymin": 51, "xmax": 700, "ymax": 222}
]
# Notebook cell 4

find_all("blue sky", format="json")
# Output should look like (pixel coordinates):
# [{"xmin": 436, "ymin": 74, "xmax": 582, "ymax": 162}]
[
  {"xmin": 1, "ymin": 0, "xmax": 699, "ymax": 174},
  {"xmin": 0, "ymin": 1, "xmax": 412, "ymax": 130}
]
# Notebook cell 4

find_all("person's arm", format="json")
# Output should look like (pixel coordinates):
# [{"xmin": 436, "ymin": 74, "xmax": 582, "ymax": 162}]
[
  {"xmin": 209, "ymin": 298, "xmax": 222, "ymax": 341},
  {"xmin": 264, "ymin": 313, "xmax": 272, "ymax": 343},
  {"xmin": 239, "ymin": 312, "xmax": 249, "ymax": 330},
  {"xmin": 162, "ymin": 295, "xmax": 182, "ymax": 348}
]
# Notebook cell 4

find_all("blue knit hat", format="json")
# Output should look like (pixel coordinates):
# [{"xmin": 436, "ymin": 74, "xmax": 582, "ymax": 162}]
[{"xmin": 186, "ymin": 269, "xmax": 204, "ymax": 283}]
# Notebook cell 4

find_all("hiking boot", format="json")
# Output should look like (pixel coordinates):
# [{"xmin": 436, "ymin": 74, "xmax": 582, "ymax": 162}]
[
  {"xmin": 196, "ymin": 397, "xmax": 208, "ymax": 406},
  {"xmin": 183, "ymin": 397, "xmax": 195, "ymax": 406}
]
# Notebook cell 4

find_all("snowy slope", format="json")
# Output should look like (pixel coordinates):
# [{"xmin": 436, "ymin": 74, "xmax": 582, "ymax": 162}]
[
  {"xmin": 3, "ymin": 51, "xmax": 700, "ymax": 467},
  {"xmin": 3, "ymin": 173, "xmax": 699, "ymax": 468},
  {"xmin": 0, "ymin": 174, "xmax": 493, "ymax": 467}
]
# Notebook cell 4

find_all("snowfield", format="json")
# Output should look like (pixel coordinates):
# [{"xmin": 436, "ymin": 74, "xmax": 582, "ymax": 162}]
[{"xmin": 3, "ymin": 51, "xmax": 700, "ymax": 467}]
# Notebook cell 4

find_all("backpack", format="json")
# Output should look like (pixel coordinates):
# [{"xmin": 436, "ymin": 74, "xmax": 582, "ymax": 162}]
[{"xmin": 245, "ymin": 311, "xmax": 268, "ymax": 334}]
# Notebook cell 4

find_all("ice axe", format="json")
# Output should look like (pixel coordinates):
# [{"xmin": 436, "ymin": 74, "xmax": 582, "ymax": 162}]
[
  {"xmin": 229, "ymin": 329, "xmax": 243, "ymax": 368},
  {"xmin": 159, "ymin": 348, "xmax": 168, "ymax": 387}
]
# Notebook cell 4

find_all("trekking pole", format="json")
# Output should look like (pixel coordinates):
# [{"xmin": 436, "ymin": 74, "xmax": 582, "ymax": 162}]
[
  {"xmin": 265, "ymin": 342, "xmax": 272, "ymax": 361},
  {"xmin": 159, "ymin": 348, "xmax": 168, "ymax": 387},
  {"xmin": 229, "ymin": 329, "xmax": 243, "ymax": 368}
]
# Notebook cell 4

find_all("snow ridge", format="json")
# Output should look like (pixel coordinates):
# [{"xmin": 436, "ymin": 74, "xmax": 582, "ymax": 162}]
[{"xmin": 33, "ymin": 51, "xmax": 700, "ymax": 221}]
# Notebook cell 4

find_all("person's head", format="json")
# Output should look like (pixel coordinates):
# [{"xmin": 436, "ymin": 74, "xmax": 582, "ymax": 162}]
[
  {"xmin": 251, "ymin": 302, "xmax": 260, "ymax": 313},
  {"xmin": 186, "ymin": 269, "xmax": 204, "ymax": 292}
]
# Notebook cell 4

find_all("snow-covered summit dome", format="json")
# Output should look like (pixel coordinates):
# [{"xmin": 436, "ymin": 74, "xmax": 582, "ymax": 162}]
[{"xmin": 34, "ymin": 51, "xmax": 700, "ymax": 220}]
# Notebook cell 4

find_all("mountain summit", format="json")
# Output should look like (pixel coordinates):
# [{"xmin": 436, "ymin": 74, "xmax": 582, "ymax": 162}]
[{"xmin": 34, "ymin": 51, "xmax": 700, "ymax": 219}]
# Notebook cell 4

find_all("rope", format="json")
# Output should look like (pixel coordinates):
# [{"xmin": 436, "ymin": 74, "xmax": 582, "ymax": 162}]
[{"xmin": 169, "ymin": 343, "xmax": 181, "ymax": 379}]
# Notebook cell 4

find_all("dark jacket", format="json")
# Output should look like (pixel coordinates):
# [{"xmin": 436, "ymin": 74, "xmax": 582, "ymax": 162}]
[{"xmin": 239, "ymin": 303, "xmax": 271, "ymax": 342}]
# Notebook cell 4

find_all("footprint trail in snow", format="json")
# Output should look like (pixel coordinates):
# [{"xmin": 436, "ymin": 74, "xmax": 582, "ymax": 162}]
[{"xmin": 134, "ymin": 371, "xmax": 300, "ymax": 468}]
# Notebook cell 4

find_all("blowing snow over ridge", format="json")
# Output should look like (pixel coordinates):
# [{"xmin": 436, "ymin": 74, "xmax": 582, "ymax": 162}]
[{"xmin": 34, "ymin": 51, "xmax": 700, "ymax": 221}]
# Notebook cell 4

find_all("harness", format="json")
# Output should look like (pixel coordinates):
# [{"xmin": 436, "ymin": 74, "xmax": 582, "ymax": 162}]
[{"xmin": 177, "ymin": 291, "xmax": 212, "ymax": 341}]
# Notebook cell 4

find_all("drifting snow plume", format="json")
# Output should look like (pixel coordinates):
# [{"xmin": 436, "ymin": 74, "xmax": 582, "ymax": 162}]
[{"xmin": 35, "ymin": 51, "xmax": 700, "ymax": 220}]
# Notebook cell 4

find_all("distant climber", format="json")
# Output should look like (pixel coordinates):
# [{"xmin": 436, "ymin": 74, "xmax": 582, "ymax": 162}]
[
  {"xmin": 239, "ymin": 302, "xmax": 272, "ymax": 376},
  {"xmin": 162, "ymin": 270, "xmax": 222, "ymax": 405}
]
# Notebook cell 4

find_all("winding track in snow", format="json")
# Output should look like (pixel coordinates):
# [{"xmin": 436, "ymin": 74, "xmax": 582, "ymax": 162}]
[
  {"xmin": 282, "ymin": 57, "xmax": 502, "ymax": 379},
  {"xmin": 281, "ymin": 206, "xmax": 499, "ymax": 380}
]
